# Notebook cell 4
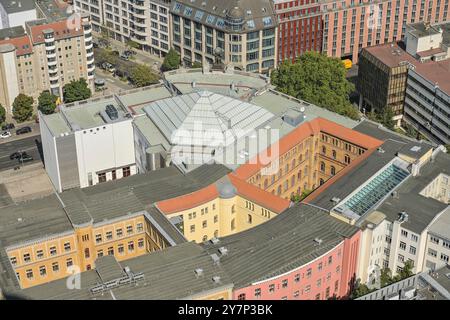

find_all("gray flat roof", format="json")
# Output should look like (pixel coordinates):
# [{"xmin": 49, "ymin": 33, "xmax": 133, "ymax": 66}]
[
  {"xmin": 0, "ymin": 25, "xmax": 25, "ymax": 40},
  {"xmin": 354, "ymin": 120, "xmax": 417, "ymax": 144},
  {"xmin": 377, "ymin": 151, "xmax": 450, "ymax": 234},
  {"xmin": 11, "ymin": 203, "xmax": 358, "ymax": 299},
  {"xmin": 427, "ymin": 208, "xmax": 450, "ymax": 241},
  {"xmin": 0, "ymin": 0, "xmax": 35, "ymax": 14}
]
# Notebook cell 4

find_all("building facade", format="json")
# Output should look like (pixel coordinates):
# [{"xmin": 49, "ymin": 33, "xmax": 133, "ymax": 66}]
[
  {"xmin": 0, "ymin": 0, "xmax": 37, "ymax": 29},
  {"xmin": 170, "ymin": 0, "xmax": 278, "ymax": 73},
  {"xmin": 321, "ymin": 0, "xmax": 450, "ymax": 63},
  {"xmin": 274, "ymin": 0, "xmax": 322, "ymax": 63},
  {"xmin": 0, "ymin": 15, "xmax": 95, "ymax": 113}
]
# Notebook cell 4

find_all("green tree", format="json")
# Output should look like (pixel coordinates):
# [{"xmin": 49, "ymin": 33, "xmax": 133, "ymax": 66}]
[
  {"xmin": 399, "ymin": 260, "xmax": 414, "ymax": 279},
  {"xmin": 12, "ymin": 94, "xmax": 34, "ymax": 122},
  {"xmin": 445, "ymin": 144, "xmax": 450, "ymax": 153},
  {"xmin": 126, "ymin": 40, "xmax": 140, "ymax": 50},
  {"xmin": 350, "ymin": 279, "xmax": 374, "ymax": 299},
  {"xmin": 271, "ymin": 52, "xmax": 359, "ymax": 120},
  {"xmin": 191, "ymin": 61, "xmax": 202, "ymax": 68},
  {"xmin": 63, "ymin": 78, "xmax": 92, "ymax": 103},
  {"xmin": 380, "ymin": 268, "xmax": 394, "ymax": 287},
  {"xmin": 0, "ymin": 103, "xmax": 5, "ymax": 124},
  {"xmin": 38, "ymin": 91, "xmax": 58, "ymax": 115},
  {"xmin": 129, "ymin": 64, "xmax": 159, "ymax": 87},
  {"xmin": 367, "ymin": 107, "xmax": 395, "ymax": 130},
  {"xmin": 162, "ymin": 48, "xmax": 180, "ymax": 71}
]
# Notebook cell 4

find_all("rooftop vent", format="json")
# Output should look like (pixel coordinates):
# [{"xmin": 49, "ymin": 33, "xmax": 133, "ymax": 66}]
[
  {"xmin": 218, "ymin": 247, "xmax": 228, "ymax": 256},
  {"xmin": 313, "ymin": 238, "xmax": 323, "ymax": 245},
  {"xmin": 446, "ymin": 273, "xmax": 450, "ymax": 279},
  {"xmin": 210, "ymin": 253, "xmax": 220, "ymax": 265},
  {"xmin": 105, "ymin": 104, "xmax": 118, "ymax": 120},
  {"xmin": 331, "ymin": 197, "xmax": 341, "ymax": 204},
  {"xmin": 377, "ymin": 147, "xmax": 385, "ymax": 153},
  {"xmin": 194, "ymin": 268, "xmax": 204, "ymax": 277},
  {"xmin": 192, "ymin": 81, "xmax": 196, "ymax": 88},
  {"xmin": 392, "ymin": 190, "xmax": 399, "ymax": 198},
  {"xmin": 212, "ymin": 276, "xmax": 221, "ymax": 284},
  {"xmin": 398, "ymin": 211, "xmax": 409, "ymax": 223}
]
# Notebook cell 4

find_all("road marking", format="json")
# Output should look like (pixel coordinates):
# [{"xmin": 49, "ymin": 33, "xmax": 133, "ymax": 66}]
[{"xmin": 0, "ymin": 146, "xmax": 37, "ymax": 160}]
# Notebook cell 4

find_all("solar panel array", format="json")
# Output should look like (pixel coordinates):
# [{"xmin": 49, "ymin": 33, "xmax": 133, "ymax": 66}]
[{"xmin": 335, "ymin": 163, "xmax": 410, "ymax": 217}]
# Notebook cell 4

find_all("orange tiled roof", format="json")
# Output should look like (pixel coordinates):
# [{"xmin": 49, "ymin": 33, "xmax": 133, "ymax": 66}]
[
  {"xmin": 29, "ymin": 20, "xmax": 83, "ymax": 44},
  {"xmin": 227, "ymin": 173, "xmax": 290, "ymax": 213},
  {"xmin": 0, "ymin": 35, "xmax": 32, "ymax": 56},
  {"xmin": 234, "ymin": 117, "xmax": 383, "ymax": 180},
  {"xmin": 156, "ymin": 184, "xmax": 219, "ymax": 214}
]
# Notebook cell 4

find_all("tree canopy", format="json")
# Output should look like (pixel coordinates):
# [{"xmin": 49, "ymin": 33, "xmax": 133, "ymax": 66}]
[
  {"xmin": 271, "ymin": 52, "xmax": 359, "ymax": 120},
  {"xmin": 129, "ymin": 64, "xmax": 159, "ymax": 87},
  {"xmin": 0, "ymin": 103, "xmax": 5, "ymax": 124},
  {"xmin": 63, "ymin": 78, "xmax": 92, "ymax": 103},
  {"xmin": 38, "ymin": 91, "xmax": 58, "ymax": 115},
  {"xmin": 367, "ymin": 107, "xmax": 395, "ymax": 130},
  {"xmin": 162, "ymin": 48, "xmax": 180, "ymax": 71},
  {"xmin": 12, "ymin": 94, "xmax": 34, "ymax": 122}
]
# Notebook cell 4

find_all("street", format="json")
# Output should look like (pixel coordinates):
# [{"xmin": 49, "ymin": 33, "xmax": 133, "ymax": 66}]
[{"xmin": 0, "ymin": 135, "xmax": 43, "ymax": 171}]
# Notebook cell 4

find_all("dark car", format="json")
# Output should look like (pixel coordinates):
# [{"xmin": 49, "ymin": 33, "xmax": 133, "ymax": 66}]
[
  {"xmin": 16, "ymin": 126, "xmax": 32, "ymax": 135},
  {"xmin": 18, "ymin": 153, "xmax": 33, "ymax": 162},
  {"xmin": 10, "ymin": 152, "xmax": 22, "ymax": 160},
  {"xmin": 2, "ymin": 123, "xmax": 15, "ymax": 131}
]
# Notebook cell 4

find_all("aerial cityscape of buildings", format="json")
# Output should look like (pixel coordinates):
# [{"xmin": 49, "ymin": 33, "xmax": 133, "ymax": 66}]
[{"xmin": 0, "ymin": 0, "xmax": 449, "ymax": 303}]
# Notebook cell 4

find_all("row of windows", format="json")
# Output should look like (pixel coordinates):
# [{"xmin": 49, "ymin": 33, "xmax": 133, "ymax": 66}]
[
  {"xmin": 10, "ymin": 242, "xmax": 73, "ymax": 266},
  {"xmin": 94, "ymin": 223, "xmax": 144, "ymax": 243},
  {"xmin": 187, "ymin": 204, "xmax": 216, "ymax": 219}
]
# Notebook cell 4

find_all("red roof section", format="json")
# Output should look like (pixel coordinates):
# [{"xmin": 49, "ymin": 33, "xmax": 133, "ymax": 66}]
[
  {"xmin": 29, "ymin": 20, "xmax": 83, "ymax": 44},
  {"xmin": 156, "ymin": 184, "xmax": 219, "ymax": 214},
  {"xmin": 0, "ymin": 35, "xmax": 32, "ymax": 56},
  {"xmin": 227, "ymin": 173, "xmax": 290, "ymax": 213},
  {"xmin": 234, "ymin": 117, "xmax": 383, "ymax": 180}
]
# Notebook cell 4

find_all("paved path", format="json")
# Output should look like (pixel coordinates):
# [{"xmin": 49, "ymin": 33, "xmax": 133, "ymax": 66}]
[{"xmin": 0, "ymin": 136, "xmax": 43, "ymax": 171}]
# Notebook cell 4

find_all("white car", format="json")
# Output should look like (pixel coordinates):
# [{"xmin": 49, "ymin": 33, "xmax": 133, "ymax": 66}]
[{"xmin": 0, "ymin": 131, "xmax": 11, "ymax": 139}]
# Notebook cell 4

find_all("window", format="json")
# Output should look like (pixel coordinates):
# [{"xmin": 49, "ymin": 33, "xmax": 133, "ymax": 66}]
[
  {"xmin": 398, "ymin": 254, "xmax": 404, "ymax": 262},
  {"xmin": 294, "ymin": 290, "xmax": 300, "ymax": 298},
  {"xmin": 443, "ymin": 241, "xmax": 450, "ymax": 249},
  {"xmin": 334, "ymin": 280, "xmax": 339, "ymax": 292},
  {"xmin": 411, "ymin": 234, "xmax": 418, "ymax": 242},
  {"xmin": 36, "ymin": 250, "xmax": 44, "ymax": 259},
  {"xmin": 318, "ymin": 262, "xmax": 323, "ymax": 271},
  {"xmin": 399, "ymin": 242, "xmax": 406, "ymax": 250},
  {"xmin": 190, "ymin": 225, "xmax": 195, "ymax": 233},
  {"xmin": 336, "ymin": 265, "xmax": 341, "ymax": 273},
  {"xmin": 116, "ymin": 228, "xmax": 123, "ymax": 237},
  {"xmin": 231, "ymin": 219, "xmax": 235, "ymax": 230},
  {"xmin": 10, "ymin": 257, "xmax": 17, "ymax": 266},
  {"xmin": 294, "ymin": 274, "xmax": 300, "ymax": 282},
  {"xmin": 430, "ymin": 236, "xmax": 440, "ymax": 244},
  {"xmin": 214, "ymin": 215, "xmax": 218, "ymax": 223},
  {"xmin": 84, "ymin": 248, "xmax": 90, "ymax": 259},
  {"xmin": 269, "ymin": 284, "xmax": 275, "ymax": 293},
  {"xmin": 137, "ymin": 223, "xmax": 144, "ymax": 232},
  {"xmin": 123, "ymin": 166, "xmax": 131, "ymax": 177},
  {"xmin": 202, "ymin": 220, "xmax": 207, "ymax": 228},
  {"xmin": 320, "ymin": 162, "xmax": 325, "ymax": 172},
  {"xmin": 126, "ymin": 225, "xmax": 133, "ymax": 234},
  {"xmin": 344, "ymin": 154, "xmax": 351, "ymax": 164},
  {"xmin": 305, "ymin": 285, "xmax": 311, "ymax": 293},
  {"xmin": 282, "ymin": 279, "xmax": 288, "ymax": 288},
  {"xmin": 409, "ymin": 246, "xmax": 416, "ymax": 255},
  {"xmin": 50, "ymin": 246, "xmax": 57, "ymax": 256},
  {"xmin": 330, "ymin": 166, "xmax": 336, "ymax": 176},
  {"xmin": 98, "ymin": 172, "xmax": 106, "ymax": 183},
  {"xmin": 428, "ymin": 248, "xmax": 437, "ymax": 257},
  {"xmin": 441, "ymin": 254, "xmax": 449, "ymax": 263},
  {"xmin": 401, "ymin": 229, "xmax": 408, "ymax": 238},
  {"xmin": 82, "ymin": 234, "xmax": 89, "ymax": 242},
  {"xmin": 254, "ymin": 288, "xmax": 261, "ymax": 298},
  {"xmin": 52, "ymin": 262, "xmax": 59, "ymax": 272},
  {"xmin": 108, "ymin": 247, "xmax": 114, "ymax": 255},
  {"xmin": 95, "ymin": 234, "xmax": 102, "ymax": 243},
  {"xmin": 128, "ymin": 241, "xmax": 134, "ymax": 252},
  {"xmin": 97, "ymin": 250, "xmax": 104, "ymax": 258},
  {"xmin": 306, "ymin": 268, "xmax": 312, "ymax": 278},
  {"xmin": 238, "ymin": 293, "xmax": 246, "ymax": 300},
  {"xmin": 39, "ymin": 266, "xmax": 47, "ymax": 277},
  {"xmin": 106, "ymin": 231, "xmax": 113, "ymax": 240},
  {"xmin": 64, "ymin": 242, "xmax": 71, "ymax": 252},
  {"xmin": 26, "ymin": 269, "xmax": 33, "ymax": 279},
  {"xmin": 247, "ymin": 214, "xmax": 252, "ymax": 224},
  {"xmin": 317, "ymin": 279, "xmax": 322, "ymax": 287},
  {"xmin": 118, "ymin": 244, "xmax": 124, "ymax": 254},
  {"xmin": 138, "ymin": 238, "xmax": 144, "ymax": 248},
  {"xmin": 66, "ymin": 258, "xmax": 73, "ymax": 267}
]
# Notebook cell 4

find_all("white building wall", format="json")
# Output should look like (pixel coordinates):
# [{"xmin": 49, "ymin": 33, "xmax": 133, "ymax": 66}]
[
  {"xmin": 74, "ymin": 119, "xmax": 136, "ymax": 188},
  {"xmin": 39, "ymin": 113, "xmax": 62, "ymax": 192},
  {"xmin": 0, "ymin": 48, "xmax": 20, "ymax": 112}
]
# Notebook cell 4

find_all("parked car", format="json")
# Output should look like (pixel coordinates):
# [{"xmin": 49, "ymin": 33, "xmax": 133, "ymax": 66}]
[
  {"xmin": 10, "ymin": 152, "xmax": 22, "ymax": 160},
  {"xmin": 124, "ymin": 49, "xmax": 136, "ymax": 56},
  {"xmin": 16, "ymin": 126, "xmax": 32, "ymax": 135},
  {"xmin": 0, "ymin": 131, "xmax": 11, "ymax": 139},
  {"xmin": 1, "ymin": 123, "xmax": 15, "ymax": 131},
  {"xmin": 18, "ymin": 153, "xmax": 33, "ymax": 162},
  {"xmin": 101, "ymin": 62, "xmax": 116, "ymax": 73},
  {"xmin": 120, "ymin": 53, "xmax": 129, "ymax": 61}
]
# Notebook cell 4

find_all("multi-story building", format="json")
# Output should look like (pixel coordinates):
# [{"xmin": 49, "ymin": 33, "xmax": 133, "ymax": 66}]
[
  {"xmin": 39, "ymin": 94, "xmax": 137, "ymax": 192},
  {"xmin": 170, "ymin": 0, "xmax": 278, "ymax": 73},
  {"xmin": 273, "ymin": 0, "xmax": 322, "ymax": 62},
  {"xmin": 73, "ymin": 0, "xmax": 172, "ymax": 56},
  {"xmin": 0, "ymin": 13, "xmax": 95, "ymax": 114},
  {"xmin": 306, "ymin": 119, "xmax": 450, "ymax": 284},
  {"xmin": 0, "ymin": 0, "xmax": 37, "ymax": 29},
  {"xmin": 321, "ymin": 0, "xmax": 450, "ymax": 63}
]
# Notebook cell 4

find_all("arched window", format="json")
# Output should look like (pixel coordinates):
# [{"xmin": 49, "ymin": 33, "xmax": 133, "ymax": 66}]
[
  {"xmin": 238, "ymin": 293, "xmax": 246, "ymax": 300},
  {"xmin": 231, "ymin": 205, "xmax": 235, "ymax": 213},
  {"xmin": 84, "ymin": 248, "xmax": 90, "ymax": 259},
  {"xmin": 332, "ymin": 150, "xmax": 337, "ymax": 159},
  {"xmin": 285, "ymin": 163, "xmax": 289, "ymax": 173},
  {"xmin": 264, "ymin": 179, "xmax": 268, "ymax": 188},
  {"xmin": 320, "ymin": 162, "xmax": 326, "ymax": 172},
  {"xmin": 277, "ymin": 185, "xmax": 282, "ymax": 195},
  {"xmin": 214, "ymin": 230, "xmax": 218, "ymax": 238},
  {"xmin": 322, "ymin": 146, "xmax": 326, "ymax": 154},
  {"xmin": 202, "ymin": 235, "xmax": 208, "ymax": 242},
  {"xmin": 298, "ymin": 170, "xmax": 302, "ymax": 179},
  {"xmin": 320, "ymin": 178, "xmax": 325, "ymax": 186},
  {"xmin": 231, "ymin": 219, "xmax": 235, "ymax": 230},
  {"xmin": 331, "ymin": 166, "xmax": 336, "ymax": 176},
  {"xmin": 299, "ymin": 154, "xmax": 303, "ymax": 162},
  {"xmin": 344, "ymin": 154, "xmax": 351, "ymax": 164},
  {"xmin": 291, "ymin": 175, "xmax": 295, "ymax": 187},
  {"xmin": 292, "ymin": 158, "xmax": 296, "ymax": 168}
]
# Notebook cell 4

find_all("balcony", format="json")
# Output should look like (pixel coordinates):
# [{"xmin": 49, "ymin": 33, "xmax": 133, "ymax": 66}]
[
  {"xmin": 46, "ymin": 52, "xmax": 56, "ymax": 59},
  {"xmin": 45, "ymin": 44, "xmax": 56, "ymax": 51},
  {"xmin": 85, "ymin": 42, "xmax": 93, "ymax": 50},
  {"xmin": 49, "ymin": 72, "xmax": 59, "ymax": 81},
  {"xmin": 87, "ymin": 64, "xmax": 96, "ymax": 72},
  {"xmin": 49, "ymin": 81, "xmax": 60, "ymax": 89},
  {"xmin": 44, "ymin": 37, "xmax": 55, "ymax": 43},
  {"xmin": 47, "ymin": 58, "xmax": 57, "ymax": 66},
  {"xmin": 84, "ymin": 34, "xmax": 93, "ymax": 43}
]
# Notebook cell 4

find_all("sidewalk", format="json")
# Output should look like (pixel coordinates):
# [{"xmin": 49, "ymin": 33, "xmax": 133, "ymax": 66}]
[
  {"xmin": 0, "ymin": 121, "xmax": 40, "ymax": 145},
  {"xmin": 105, "ymin": 38, "xmax": 164, "ymax": 67}
]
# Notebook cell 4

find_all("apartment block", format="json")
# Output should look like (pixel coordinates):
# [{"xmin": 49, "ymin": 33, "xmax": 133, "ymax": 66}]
[
  {"xmin": 0, "ymin": 13, "xmax": 95, "ymax": 114},
  {"xmin": 321, "ymin": 0, "xmax": 450, "ymax": 63},
  {"xmin": 170, "ymin": 0, "xmax": 278, "ymax": 73},
  {"xmin": 73, "ymin": 0, "xmax": 172, "ymax": 56},
  {"xmin": 274, "ymin": 0, "xmax": 322, "ymax": 62}
]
